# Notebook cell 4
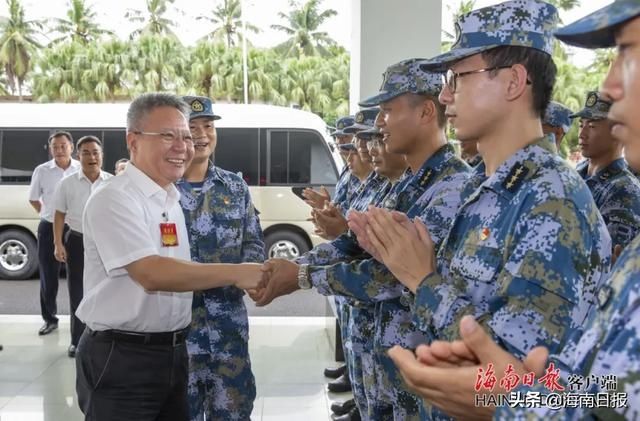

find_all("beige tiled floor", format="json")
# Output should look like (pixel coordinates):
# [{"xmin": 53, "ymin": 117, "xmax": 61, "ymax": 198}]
[{"xmin": 0, "ymin": 315, "xmax": 351, "ymax": 420}]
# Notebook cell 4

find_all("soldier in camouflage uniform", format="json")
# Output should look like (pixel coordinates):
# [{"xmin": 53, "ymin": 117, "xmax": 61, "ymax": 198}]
[
  {"xmin": 253, "ymin": 60, "xmax": 471, "ymax": 420},
  {"xmin": 177, "ymin": 96, "xmax": 265, "ymax": 421},
  {"xmin": 356, "ymin": 4, "xmax": 611, "ymax": 418},
  {"xmin": 542, "ymin": 100, "xmax": 572, "ymax": 149},
  {"xmin": 570, "ymin": 90, "xmax": 640, "ymax": 251},
  {"xmin": 374, "ymin": 2, "xmax": 640, "ymax": 420}
]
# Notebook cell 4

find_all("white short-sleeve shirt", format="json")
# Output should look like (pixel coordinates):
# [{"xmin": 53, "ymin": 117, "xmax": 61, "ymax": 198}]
[
  {"xmin": 76, "ymin": 163, "xmax": 193, "ymax": 332},
  {"xmin": 53, "ymin": 170, "xmax": 113, "ymax": 233},
  {"xmin": 28, "ymin": 159, "xmax": 81, "ymax": 222}
]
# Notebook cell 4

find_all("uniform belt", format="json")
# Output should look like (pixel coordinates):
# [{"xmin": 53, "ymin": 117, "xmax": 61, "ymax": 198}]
[{"xmin": 87, "ymin": 326, "xmax": 190, "ymax": 346}]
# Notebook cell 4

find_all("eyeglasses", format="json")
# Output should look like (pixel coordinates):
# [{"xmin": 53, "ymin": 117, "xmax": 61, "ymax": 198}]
[
  {"xmin": 443, "ymin": 66, "xmax": 513, "ymax": 93},
  {"xmin": 133, "ymin": 130, "xmax": 194, "ymax": 145}
]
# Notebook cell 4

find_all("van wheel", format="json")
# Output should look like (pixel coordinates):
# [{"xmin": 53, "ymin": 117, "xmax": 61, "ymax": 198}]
[
  {"xmin": 0, "ymin": 230, "xmax": 38, "ymax": 280},
  {"xmin": 265, "ymin": 231, "xmax": 310, "ymax": 260}
]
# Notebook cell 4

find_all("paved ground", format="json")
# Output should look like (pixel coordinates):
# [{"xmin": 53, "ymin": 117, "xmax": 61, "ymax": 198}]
[{"xmin": 0, "ymin": 278, "xmax": 332, "ymax": 317}]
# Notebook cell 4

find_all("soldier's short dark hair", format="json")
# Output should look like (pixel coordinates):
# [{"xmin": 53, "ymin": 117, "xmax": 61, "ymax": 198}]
[
  {"xmin": 406, "ymin": 93, "xmax": 447, "ymax": 128},
  {"xmin": 481, "ymin": 46, "xmax": 556, "ymax": 119}
]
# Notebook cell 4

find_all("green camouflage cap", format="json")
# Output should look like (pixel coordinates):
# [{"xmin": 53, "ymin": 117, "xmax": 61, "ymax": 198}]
[
  {"xmin": 570, "ymin": 91, "xmax": 612, "ymax": 121},
  {"xmin": 359, "ymin": 58, "xmax": 443, "ymax": 107}
]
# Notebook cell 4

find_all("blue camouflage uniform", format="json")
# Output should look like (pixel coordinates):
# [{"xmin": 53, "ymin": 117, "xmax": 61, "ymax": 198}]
[
  {"xmin": 412, "ymin": 136, "xmax": 611, "ymax": 356},
  {"xmin": 493, "ymin": 1, "xmax": 640, "ymax": 419},
  {"xmin": 576, "ymin": 158, "xmax": 640, "ymax": 249},
  {"xmin": 178, "ymin": 96, "xmax": 265, "ymax": 421},
  {"xmin": 571, "ymin": 91, "xmax": 640, "ymax": 249},
  {"xmin": 415, "ymin": 2, "xmax": 611, "ymax": 418},
  {"xmin": 307, "ymin": 60, "xmax": 472, "ymax": 420}
]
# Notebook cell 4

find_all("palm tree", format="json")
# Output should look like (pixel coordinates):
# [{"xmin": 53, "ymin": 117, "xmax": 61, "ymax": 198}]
[
  {"xmin": 48, "ymin": 0, "xmax": 113, "ymax": 45},
  {"xmin": 0, "ymin": 0, "xmax": 43, "ymax": 100},
  {"xmin": 126, "ymin": 0, "xmax": 178, "ymax": 39},
  {"xmin": 197, "ymin": 0, "xmax": 260, "ymax": 48},
  {"xmin": 547, "ymin": 0, "xmax": 580, "ymax": 11},
  {"xmin": 442, "ymin": 0, "xmax": 475, "ymax": 52},
  {"xmin": 128, "ymin": 34, "xmax": 187, "ymax": 92},
  {"xmin": 271, "ymin": 0, "xmax": 337, "ymax": 57}
]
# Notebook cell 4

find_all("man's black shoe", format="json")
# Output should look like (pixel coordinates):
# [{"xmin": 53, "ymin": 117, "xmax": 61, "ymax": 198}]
[
  {"xmin": 67, "ymin": 344, "xmax": 76, "ymax": 358},
  {"xmin": 331, "ymin": 407, "xmax": 361, "ymax": 421},
  {"xmin": 38, "ymin": 322, "xmax": 58, "ymax": 336},
  {"xmin": 327, "ymin": 373, "xmax": 352, "ymax": 393},
  {"xmin": 331, "ymin": 398, "xmax": 356, "ymax": 415},
  {"xmin": 324, "ymin": 364, "xmax": 347, "ymax": 379}
]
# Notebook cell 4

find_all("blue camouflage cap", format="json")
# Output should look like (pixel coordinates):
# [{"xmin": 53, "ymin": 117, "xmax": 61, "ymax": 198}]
[
  {"xmin": 570, "ymin": 91, "xmax": 612, "ymax": 121},
  {"xmin": 359, "ymin": 58, "xmax": 443, "ymax": 107},
  {"xmin": 543, "ymin": 101, "xmax": 572, "ymax": 133},
  {"xmin": 337, "ymin": 142, "xmax": 357, "ymax": 152},
  {"xmin": 555, "ymin": 0, "xmax": 640, "ymax": 49},
  {"xmin": 182, "ymin": 95, "xmax": 221, "ymax": 121},
  {"xmin": 420, "ymin": 0, "xmax": 559, "ymax": 72},
  {"xmin": 330, "ymin": 115, "xmax": 356, "ymax": 137},
  {"xmin": 356, "ymin": 126, "xmax": 382, "ymax": 141},
  {"xmin": 343, "ymin": 108, "xmax": 380, "ymax": 133}
]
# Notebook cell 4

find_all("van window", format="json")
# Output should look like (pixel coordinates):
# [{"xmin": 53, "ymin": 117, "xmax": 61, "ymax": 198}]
[
  {"xmin": 267, "ymin": 130, "xmax": 337, "ymax": 186},
  {"xmin": 215, "ymin": 128, "xmax": 260, "ymax": 186},
  {"xmin": 0, "ymin": 130, "xmax": 50, "ymax": 183}
]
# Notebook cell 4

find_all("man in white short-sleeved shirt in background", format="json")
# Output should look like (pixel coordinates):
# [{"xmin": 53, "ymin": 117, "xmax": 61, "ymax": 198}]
[
  {"xmin": 74, "ymin": 92, "xmax": 263, "ymax": 421},
  {"xmin": 28, "ymin": 131, "xmax": 80, "ymax": 336},
  {"xmin": 52, "ymin": 135, "xmax": 112, "ymax": 358}
]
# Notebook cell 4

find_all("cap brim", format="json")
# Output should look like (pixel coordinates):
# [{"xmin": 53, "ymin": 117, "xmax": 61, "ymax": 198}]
[
  {"xmin": 420, "ymin": 45, "xmax": 501, "ymax": 72},
  {"xmin": 569, "ymin": 109, "xmax": 608, "ymax": 120},
  {"xmin": 555, "ymin": 1, "xmax": 640, "ymax": 49},
  {"xmin": 343, "ymin": 123, "xmax": 371, "ymax": 133},
  {"xmin": 330, "ymin": 129, "xmax": 348, "ymax": 136},
  {"xmin": 359, "ymin": 91, "xmax": 402, "ymax": 107},
  {"xmin": 190, "ymin": 114, "xmax": 221, "ymax": 121},
  {"xmin": 356, "ymin": 127, "xmax": 381, "ymax": 140}
]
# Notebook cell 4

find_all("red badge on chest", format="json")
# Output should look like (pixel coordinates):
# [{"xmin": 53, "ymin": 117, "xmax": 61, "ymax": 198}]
[{"xmin": 160, "ymin": 223, "xmax": 179, "ymax": 247}]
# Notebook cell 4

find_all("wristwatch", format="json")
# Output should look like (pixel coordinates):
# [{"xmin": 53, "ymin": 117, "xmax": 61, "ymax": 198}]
[{"xmin": 297, "ymin": 264, "xmax": 312, "ymax": 289}]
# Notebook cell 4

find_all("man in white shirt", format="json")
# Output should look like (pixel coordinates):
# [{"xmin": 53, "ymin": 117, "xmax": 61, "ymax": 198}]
[
  {"xmin": 74, "ymin": 93, "xmax": 263, "ymax": 421},
  {"xmin": 28, "ymin": 131, "xmax": 80, "ymax": 336},
  {"xmin": 53, "ymin": 135, "xmax": 112, "ymax": 358}
]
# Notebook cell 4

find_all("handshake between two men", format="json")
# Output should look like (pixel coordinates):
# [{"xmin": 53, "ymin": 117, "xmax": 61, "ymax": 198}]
[{"xmin": 241, "ymin": 205, "xmax": 439, "ymax": 305}]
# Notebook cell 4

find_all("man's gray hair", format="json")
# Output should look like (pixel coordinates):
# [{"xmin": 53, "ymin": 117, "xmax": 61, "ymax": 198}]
[{"xmin": 126, "ymin": 92, "xmax": 190, "ymax": 130}]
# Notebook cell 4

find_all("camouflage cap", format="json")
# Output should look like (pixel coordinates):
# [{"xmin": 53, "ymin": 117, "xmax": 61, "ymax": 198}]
[
  {"xmin": 182, "ymin": 95, "xmax": 221, "ymax": 121},
  {"xmin": 543, "ymin": 101, "xmax": 573, "ymax": 133},
  {"xmin": 570, "ymin": 91, "xmax": 612, "ymax": 120},
  {"xmin": 330, "ymin": 115, "xmax": 356, "ymax": 137},
  {"xmin": 359, "ymin": 58, "xmax": 443, "ymax": 107},
  {"xmin": 420, "ymin": 0, "xmax": 559, "ymax": 72},
  {"xmin": 337, "ymin": 142, "xmax": 357, "ymax": 152},
  {"xmin": 343, "ymin": 108, "xmax": 380, "ymax": 133},
  {"xmin": 555, "ymin": 0, "xmax": 640, "ymax": 49},
  {"xmin": 356, "ymin": 126, "xmax": 382, "ymax": 141}
]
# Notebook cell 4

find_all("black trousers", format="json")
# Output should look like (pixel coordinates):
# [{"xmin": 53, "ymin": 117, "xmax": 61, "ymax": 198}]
[
  {"xmin": 37, "ymin": 220, "xmax": 66, "ymax": 324},
  {"xmin": 76, "ymin": 329, "xmax": 189, "ymax": 421},
  {"xmin": 65, "ymin": 230, "xmax": 85, "ymax": 346}
]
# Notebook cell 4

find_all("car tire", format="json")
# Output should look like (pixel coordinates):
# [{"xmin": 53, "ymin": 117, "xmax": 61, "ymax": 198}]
[
  {"xmin": 265, "ymin": 231, "xmax": 310, "ymax": 260},
  {"xmin": 0, "ymin": 229, "xmax": 38, "ymax": 280}
]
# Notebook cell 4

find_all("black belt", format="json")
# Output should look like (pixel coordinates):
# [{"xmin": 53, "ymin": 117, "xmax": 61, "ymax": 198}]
[
  {"xmin": 87, "ymin": 326, "xmax": 190, "ymax": 346},
  {"xmin": 69, "ymin": 230, "xmax": 83, "ymax": 238}
]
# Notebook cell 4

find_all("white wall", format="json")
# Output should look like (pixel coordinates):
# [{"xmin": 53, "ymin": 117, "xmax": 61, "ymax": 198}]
[{"xmin": 349, "ymin": 0, "xmax": 443, "ymax": 112}]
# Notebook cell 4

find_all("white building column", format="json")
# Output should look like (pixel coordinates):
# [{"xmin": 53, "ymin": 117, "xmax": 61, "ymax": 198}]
[{"xmin": 349, "ymin": 0, "xmax": 442, "ymax": 112}]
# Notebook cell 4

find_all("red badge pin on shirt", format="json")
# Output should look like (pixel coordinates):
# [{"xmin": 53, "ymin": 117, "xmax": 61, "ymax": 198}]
[{"xmin": 480, "ymin": 227, "xmax": 490, "ymax": 241}]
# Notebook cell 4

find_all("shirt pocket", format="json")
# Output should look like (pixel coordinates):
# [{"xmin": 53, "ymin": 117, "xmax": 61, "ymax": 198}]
[{"xmin": 449, "ymin": 242, "xmax": 503, "ymax": 308}]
